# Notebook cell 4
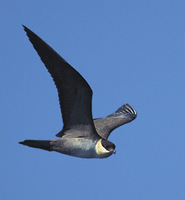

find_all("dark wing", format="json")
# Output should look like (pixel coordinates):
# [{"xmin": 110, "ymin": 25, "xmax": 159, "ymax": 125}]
[
  {"xmin": 23, "ymin": 26, "xmax": 97, "ymax": 136},
  {"xmin": 93, "ymin": 104, "xmax": 137, "ymax": 139}
]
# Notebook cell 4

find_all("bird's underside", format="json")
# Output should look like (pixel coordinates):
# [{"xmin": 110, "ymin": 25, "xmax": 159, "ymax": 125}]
[{"xmin": 19, "ymin": 26, "xmax": 137, "ymax": 159}]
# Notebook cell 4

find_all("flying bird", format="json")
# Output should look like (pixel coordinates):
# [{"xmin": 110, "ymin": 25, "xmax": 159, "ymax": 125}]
[{"xmin": 19, "ymin": 26, "xmax": 137, "ymax": 159}]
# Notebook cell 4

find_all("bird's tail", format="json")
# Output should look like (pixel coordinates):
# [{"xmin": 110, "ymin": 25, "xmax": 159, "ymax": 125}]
[{"xmin": 19, "ymin": 140, "xmax": 52, "ymax": 151}]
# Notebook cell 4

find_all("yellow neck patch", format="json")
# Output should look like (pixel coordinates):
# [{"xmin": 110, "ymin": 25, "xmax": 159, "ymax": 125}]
[{"xmin": 95, "ymin": 139, "xmax": 110, "ymax": 155}]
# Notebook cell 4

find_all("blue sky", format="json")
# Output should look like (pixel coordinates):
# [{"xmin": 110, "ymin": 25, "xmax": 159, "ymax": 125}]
[{"xmin": 1, "ymin": 1, "xmax": 185, "ymax": 199}]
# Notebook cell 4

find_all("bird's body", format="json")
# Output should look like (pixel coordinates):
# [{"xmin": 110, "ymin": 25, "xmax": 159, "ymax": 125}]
[
  {"xmin": 51, "ymin": 138, "xmax": 112, "ymax": 158},
  {"xmin": 51, "ymin": 137, "xmax": 98, "ymax": 158},
  {"xmin": 19, "ymin": 26, "xmax": 137, "ymax": 159}
]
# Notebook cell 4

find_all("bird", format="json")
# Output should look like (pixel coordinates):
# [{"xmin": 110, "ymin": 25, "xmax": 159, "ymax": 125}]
[{"xmin": 19, "ymin": 25, "xmax": 137, "ymax": 159}]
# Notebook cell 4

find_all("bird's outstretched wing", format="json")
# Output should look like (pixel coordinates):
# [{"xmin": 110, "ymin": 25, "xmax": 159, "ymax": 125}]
[
  {"xmin": 93, "ymin": 104, "xmax": 137, "ymax": 139},
  {"xmin": 23, "ymin": 26, "xmax": 96, "ymax": 135}
]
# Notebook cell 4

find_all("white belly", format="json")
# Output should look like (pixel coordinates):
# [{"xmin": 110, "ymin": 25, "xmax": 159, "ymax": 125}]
[{"xmin": 51, "ymin": 138, "xmax": 97, "ymax": 158}]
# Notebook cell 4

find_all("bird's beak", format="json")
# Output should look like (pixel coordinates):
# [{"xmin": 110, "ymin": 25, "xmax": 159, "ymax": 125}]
[{"xmin": 113, "ymin": 150, "xmax": 116, "ymax": 154}]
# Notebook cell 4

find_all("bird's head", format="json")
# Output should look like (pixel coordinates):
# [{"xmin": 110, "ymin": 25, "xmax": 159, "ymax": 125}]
[{"xmin": 96, "ymin": 139, "xmax": 116, "ymax": 157}]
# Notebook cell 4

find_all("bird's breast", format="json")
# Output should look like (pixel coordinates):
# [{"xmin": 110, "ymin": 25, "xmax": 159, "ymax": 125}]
[{"xmin": 51, "ymin": 138, "xmax": 97, "ymax": 158}]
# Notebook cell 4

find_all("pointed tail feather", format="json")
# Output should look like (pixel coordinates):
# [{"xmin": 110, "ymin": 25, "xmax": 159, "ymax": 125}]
[{"xmin": 19, "ymin": 140, "xmax": 52, "ymax": 151}]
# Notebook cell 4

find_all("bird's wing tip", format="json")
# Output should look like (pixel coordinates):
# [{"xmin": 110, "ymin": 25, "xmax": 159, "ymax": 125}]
[{"xmin": 108, "ymin": 103, "xmax": 137, "ymax": 120}]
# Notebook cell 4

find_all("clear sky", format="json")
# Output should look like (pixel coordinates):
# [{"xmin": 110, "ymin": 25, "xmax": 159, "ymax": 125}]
[{"xmin": 1, "ymin": 1, "xmax": 185, "ymax": 200}]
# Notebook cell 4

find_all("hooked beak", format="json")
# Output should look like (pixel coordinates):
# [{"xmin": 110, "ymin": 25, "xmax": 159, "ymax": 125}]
[{"xmin": 113, "ymin": 149, "xmax": 116, "ymax": 154}]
